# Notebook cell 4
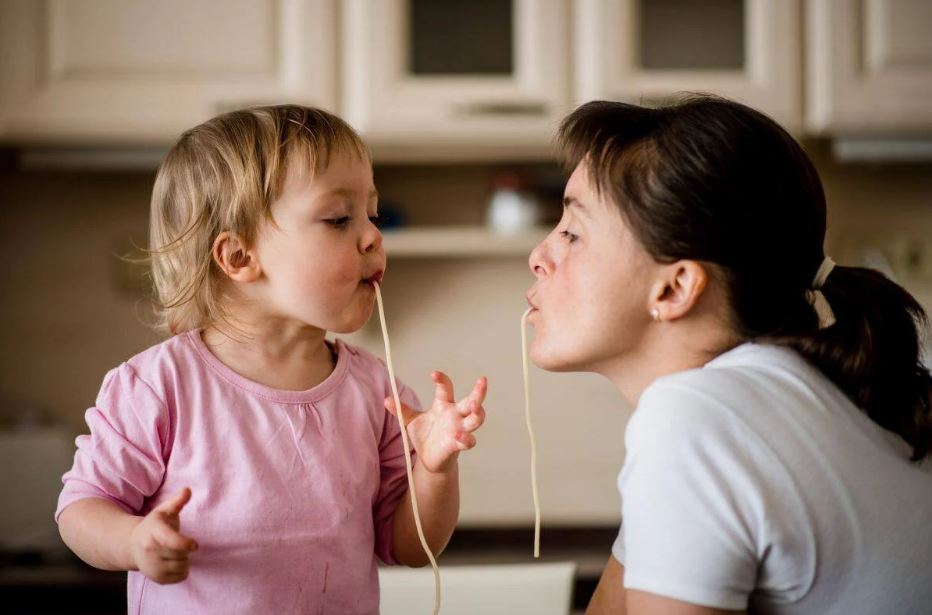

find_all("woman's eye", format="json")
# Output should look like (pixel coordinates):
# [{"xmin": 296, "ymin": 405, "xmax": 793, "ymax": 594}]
[
  {"xmin": 326, "ymin": 216, "xmax": 351, "ymax": 228},
  {"xmin": 368, "ymin": 215, "xmax": 383, "ymax": 228},
  {"xmin": 560, "ymin": 230, "xmax": 579, "ymax": 243}
]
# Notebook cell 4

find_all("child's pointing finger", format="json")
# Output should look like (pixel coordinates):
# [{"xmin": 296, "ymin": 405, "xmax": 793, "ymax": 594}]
[{"xmin": 155, "ymin": 487, "xmax": 192, "ymax": 517}]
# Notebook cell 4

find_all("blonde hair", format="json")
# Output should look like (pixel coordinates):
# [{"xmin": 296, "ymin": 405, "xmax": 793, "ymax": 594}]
[{"xmin": 149, "ymin": 105, "xmax": 368, "ymax": 335}]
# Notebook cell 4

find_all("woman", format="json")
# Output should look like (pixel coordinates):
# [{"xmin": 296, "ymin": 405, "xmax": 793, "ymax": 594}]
[{"xmin": 525, "ymin": 96, "xmax": 932, "ymax": 614}]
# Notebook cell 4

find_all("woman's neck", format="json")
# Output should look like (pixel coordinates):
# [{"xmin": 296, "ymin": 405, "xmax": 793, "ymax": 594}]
[
  {"xmin": 601, "ymin": 319, "xmax": 740, "ymax": 406},
  {"xmin": 201, "ymin": 317, "xmax": 335, "ymax": 392}
]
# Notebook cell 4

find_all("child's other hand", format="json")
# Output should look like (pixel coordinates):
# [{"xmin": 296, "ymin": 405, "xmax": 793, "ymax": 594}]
[
  {"xmin": 129, "ymin": 487, "xmax": 198, "ymax": 584},
  {"xmin": 385, "ymin": 372, "xmax": 487, "ymax": 474}
]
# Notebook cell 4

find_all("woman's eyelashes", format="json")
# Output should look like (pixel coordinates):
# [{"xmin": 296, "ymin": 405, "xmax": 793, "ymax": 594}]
[{"xmin": 559, "ymin": 229, "xmax": 579, "ymax": 244}]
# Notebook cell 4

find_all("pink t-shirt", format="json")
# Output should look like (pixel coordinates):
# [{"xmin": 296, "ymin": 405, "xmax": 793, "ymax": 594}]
[{"xmin": 56, "ymin": 331, "xmax": 420, "ymax": 615}]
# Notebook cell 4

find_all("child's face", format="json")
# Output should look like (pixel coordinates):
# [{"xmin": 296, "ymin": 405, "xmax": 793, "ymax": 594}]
[
  {"xmin": 252, "ymin": 150, "xmax": 385, "ymax": 334},
  {"xmin": 526, "ymin": 161, "xmax": 658, "ymax": 373}
]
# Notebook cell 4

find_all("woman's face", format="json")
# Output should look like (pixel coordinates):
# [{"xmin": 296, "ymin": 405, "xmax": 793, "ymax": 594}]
[{"xmin": 526, "ymin": 161, "xmax": 658, "ymax": 373}]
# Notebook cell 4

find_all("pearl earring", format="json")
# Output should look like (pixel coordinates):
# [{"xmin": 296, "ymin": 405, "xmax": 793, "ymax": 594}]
[{"xmin": 650, "ymin": 308, "xmax": 662, "ymax": 322}]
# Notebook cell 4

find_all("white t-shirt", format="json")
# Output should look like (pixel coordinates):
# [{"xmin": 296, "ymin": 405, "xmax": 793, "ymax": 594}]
[{"xmin": 612, "ymin": 343, "xmax": 932, "ymax": 614}]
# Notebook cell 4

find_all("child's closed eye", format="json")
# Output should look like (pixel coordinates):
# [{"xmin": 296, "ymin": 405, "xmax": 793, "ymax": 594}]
[
  {"xmin": 324, "ymin": 215, "xmax": 382, "ymax": 229},
  {"xmin": 325, "ymin": 216, "xmax": 351, "ymax": 229}
]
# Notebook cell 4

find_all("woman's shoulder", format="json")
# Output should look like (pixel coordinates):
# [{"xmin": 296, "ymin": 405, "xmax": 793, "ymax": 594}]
[
  {"xmin": 644, "ymin": 343, "xmax": 811, "ymax": 405},
  {"xmin": 633, "ymin": 344, "xmax": 811, "ymax": 441}
]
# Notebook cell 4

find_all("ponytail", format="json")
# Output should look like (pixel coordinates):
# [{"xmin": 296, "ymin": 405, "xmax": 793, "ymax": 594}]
[{"xmin": 778, "ymin": 266, "xmax": 932, "ymax": 461}]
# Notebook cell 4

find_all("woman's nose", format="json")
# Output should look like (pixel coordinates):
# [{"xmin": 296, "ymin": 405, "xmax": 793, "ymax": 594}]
[{"xmin": 528, "ymin": 240, "xmax": 551, "ymax": 279}]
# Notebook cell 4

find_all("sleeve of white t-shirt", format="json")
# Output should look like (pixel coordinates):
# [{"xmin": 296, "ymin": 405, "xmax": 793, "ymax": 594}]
[{"xmin": 612, "ymin": 381, "xmax": 766, "ymax": 610}]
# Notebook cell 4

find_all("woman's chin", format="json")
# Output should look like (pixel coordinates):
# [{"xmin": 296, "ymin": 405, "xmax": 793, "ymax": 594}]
[{"xmin": 530, "ymin": 343, "xmax": 583, "ymax": 373}]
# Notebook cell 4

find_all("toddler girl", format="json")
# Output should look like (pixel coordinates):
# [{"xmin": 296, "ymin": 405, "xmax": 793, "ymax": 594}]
[{"xmin": 56, "ymin": 105, "xmax": 487, "ymax": 615}]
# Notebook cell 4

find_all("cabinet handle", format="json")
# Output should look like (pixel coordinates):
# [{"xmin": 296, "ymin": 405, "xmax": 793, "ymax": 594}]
[{"xmin": 455, "ymin": 101, "xmax": 548, "ymax": 116}]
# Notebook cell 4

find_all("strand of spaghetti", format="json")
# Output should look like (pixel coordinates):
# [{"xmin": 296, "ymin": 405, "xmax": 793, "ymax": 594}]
[
  {"xmin": 521, "ymin": 307, "xmax": 541, "ymax": 558},
  {"xmin": 374, "ymin": 282, "xmax": 441, "ymax": 615}
]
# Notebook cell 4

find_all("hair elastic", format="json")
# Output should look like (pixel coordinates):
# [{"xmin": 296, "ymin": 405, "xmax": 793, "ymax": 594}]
[{"xmin": 807, "ymin": 256, "xmax": 836, "ymax": 329}]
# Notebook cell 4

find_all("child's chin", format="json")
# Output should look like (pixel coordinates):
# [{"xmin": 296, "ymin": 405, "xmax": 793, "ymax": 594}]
[{"xmin": 330, "ymin": 308, "xmax": 374, "ymax": 334}]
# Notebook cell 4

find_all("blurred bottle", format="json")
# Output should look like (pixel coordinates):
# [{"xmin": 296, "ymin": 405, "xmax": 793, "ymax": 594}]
[{"xmin": 486, "ymin": 172, "xmax": 541, "ymax": 235}]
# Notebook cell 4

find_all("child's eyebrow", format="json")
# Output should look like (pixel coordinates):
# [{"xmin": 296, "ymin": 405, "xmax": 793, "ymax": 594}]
[{"xmin": 323, "ymin": 188, "xmax": 379, "ymax": 201}]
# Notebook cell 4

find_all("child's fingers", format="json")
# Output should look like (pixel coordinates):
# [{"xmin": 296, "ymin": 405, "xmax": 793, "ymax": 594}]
[
  {"xmin": 462, "ymin": 404, "xmax": 486, "ymax": 432},
  {"xmin": 154, "ymin": 487, "xmax": 192, "ymax": 517},
  {"xmin": 455, "ymin": 431, "xmax": 477, "ymax": 450},
  {"xmin": 467, "ymin": 376, "xmax": 488, "ymax": 405},
  {"xmin": 159, "ymin": 559, "xmax": 191, "ymax": 576},
  {"xmin": 384, "ymin": 396, "xmax": 421, "ymax": 427},
  {"xmin": 431, "ymin": 371, "xmax": 455, "ymax": 404},
  {"xmin": 153, "ymin": 522, "xmax": 198, "ymax": 552},
  {"xmin": 159, "ymin": 545, "xmax": 193, "ymax": 561},
  {"xmin": 154, "ymin": 558, "xmax": 191, "ymax": 584}
]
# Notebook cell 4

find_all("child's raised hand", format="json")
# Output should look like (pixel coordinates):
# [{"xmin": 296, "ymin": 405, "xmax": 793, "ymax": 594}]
[
  {"xmin": 129, "ymin": 487, "xmax": 198, "ymax": 585},
  {"xmin": 385, "ymin": 372, "xmax": 487, "ymax": 474}
]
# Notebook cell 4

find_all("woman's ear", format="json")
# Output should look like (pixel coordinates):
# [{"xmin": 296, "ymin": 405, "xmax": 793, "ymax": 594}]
[
  {"xmin": 212, "ymin": 231, "xmax": 261, "ymax": 283},
  {"xmin": 648, "ymin": 260, "xmax": 708, "ymax": 322}
]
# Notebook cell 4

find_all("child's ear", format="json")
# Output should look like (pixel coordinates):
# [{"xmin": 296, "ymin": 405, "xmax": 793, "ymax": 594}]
[
  {"xmin": 647, "ymin": 260, "xmax": 708, "ymax": 322},
  {"xmin": 212, "ymin": 231, "xmax": 261, "ymax": 283}
]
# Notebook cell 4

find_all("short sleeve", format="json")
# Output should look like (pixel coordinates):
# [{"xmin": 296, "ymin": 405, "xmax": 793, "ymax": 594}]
[
  {"xmin": 616, "ymin": 383, "xmax": 763, "ymax": 610},
  {"xmin": 373, "ymin": 381, "xmax": 421, "ymax": 565},
  {"xmin": 55, "ymin": 363, "xmax": 171, "ymax": 522}
]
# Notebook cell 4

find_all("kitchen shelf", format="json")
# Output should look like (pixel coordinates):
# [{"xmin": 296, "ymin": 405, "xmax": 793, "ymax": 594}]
[{"xmin": 381, "ymin": 226, "xmax": 548, "ymax": 257}]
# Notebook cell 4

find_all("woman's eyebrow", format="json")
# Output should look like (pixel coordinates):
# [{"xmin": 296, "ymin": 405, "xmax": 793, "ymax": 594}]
[{"xmin": 563, "ymin": 196, "xmax": 588, "ymax": 214}]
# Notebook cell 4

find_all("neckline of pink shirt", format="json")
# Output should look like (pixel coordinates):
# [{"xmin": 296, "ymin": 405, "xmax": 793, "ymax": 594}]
[{"xmin": 186, "ymin": 330, "xmax": 351, "ymax": 405}]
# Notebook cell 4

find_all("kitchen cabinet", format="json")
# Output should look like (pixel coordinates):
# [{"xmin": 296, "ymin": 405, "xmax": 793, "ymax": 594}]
[
  {"xmin": 341, "ymin": 0, "xmax": 571, "ymax": 154},
  {"xmin": 574, "ymin": 0, "xmax": 802, "ymax": 131},
  {"xmin": 0, "ymin": 0, "xmax": 337, "ymax": 143},
  {"xmin": 806, "ymin": 0, "xmax": 932, "ymax": 134},
  {"xmin": 5, "ymin": 0, "xmax": 932, "ymax": 149}
]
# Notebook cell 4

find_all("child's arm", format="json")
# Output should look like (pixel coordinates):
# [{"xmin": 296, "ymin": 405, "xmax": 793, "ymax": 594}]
[
  {"xmin": 58, "ymin": 488, "xmax": 198, "ymax": 584},
  {"xmin": 385, "ymin": 372, "xmax": 487, "ymax": 566}
]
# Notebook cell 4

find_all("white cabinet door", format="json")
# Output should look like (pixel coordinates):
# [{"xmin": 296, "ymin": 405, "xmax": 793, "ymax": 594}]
[
  {"xmin": 341, "ymin": 0, "xmax": 570, "ymax": 152},
  {"xmin": 806, "ymin": 0, "xmax": 932, "ymax": 134},
  {"xmin": 574, "ymin": 0, "xmax": 801, "ymax": 132},
  {"xmin": 0, "ymin": 0, "xmax": 336, "ymax": 143}
]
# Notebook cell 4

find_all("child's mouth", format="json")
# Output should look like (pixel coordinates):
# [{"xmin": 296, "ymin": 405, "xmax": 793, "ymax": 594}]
[{"xmin": 362, "ymin": 270, "xmax": 384, "ymax": 287}]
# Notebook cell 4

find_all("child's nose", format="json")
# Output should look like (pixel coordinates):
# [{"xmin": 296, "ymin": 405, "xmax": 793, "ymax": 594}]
[
  {"xmin": 360, "ymin": 224, "xmax": 382, "ymax": 254},
  {"xmin": 528, "ymin": 240, "xmax": 552, "ymax": 279}
]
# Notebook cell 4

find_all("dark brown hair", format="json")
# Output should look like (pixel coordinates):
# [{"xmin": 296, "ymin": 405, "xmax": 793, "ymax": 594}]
[{"xmin": 559, "ymin": 95, "xmax": 932, "ymax": 461}]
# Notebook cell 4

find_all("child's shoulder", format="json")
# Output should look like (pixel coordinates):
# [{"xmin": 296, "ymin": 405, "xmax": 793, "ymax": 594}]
[
  {"xmin": 333, "ymin": 339, "xmax": 416, "ymax": 398},
  {"xmin": 92, "ymin": 332, "xmax": 201, "ymax": 406},
  {"xmin": 109, "ymin": 331, "xmax": 201, "ymax": 385},
  {"xmin": 334, "ymin": 338, "xmax": 387, "ymax": 375}
]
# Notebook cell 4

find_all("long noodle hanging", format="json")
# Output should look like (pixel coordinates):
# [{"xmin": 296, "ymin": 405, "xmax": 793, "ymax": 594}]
[
  {"xmin": 374, "ymin": 282, "xmax": 442, "ymax": 614},
  {"xmin": 521, "ymin": 308, "xmax": 541, "ymax": 558}
]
